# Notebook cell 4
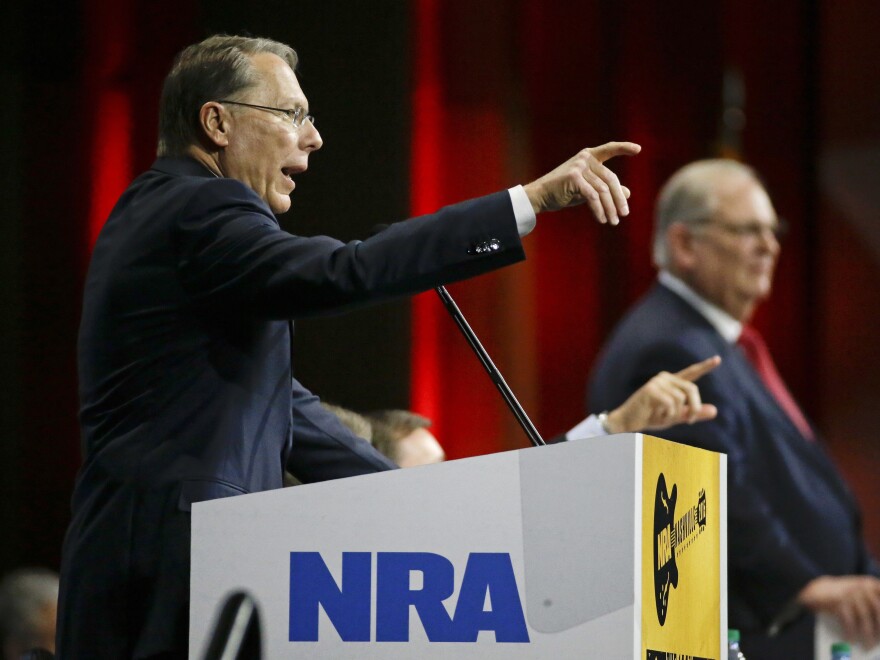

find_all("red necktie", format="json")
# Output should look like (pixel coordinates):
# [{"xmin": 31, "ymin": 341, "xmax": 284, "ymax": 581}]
[{"xmin": 737, "ymin": 325, "xmax": 815, "ymax": 441}]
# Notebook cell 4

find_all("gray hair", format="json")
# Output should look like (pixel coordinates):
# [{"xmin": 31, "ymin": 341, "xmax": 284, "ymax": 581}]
[
  {"xmin": 321, "ymin": 403, "xmax": 373, "ymax": 442},
  {"xmin": 157, "ymin": 35, "xmax": 298, "ymax": 157},
  {"xmin": 366, "ymin": 410, "xmax": 432, "ymax": 463},
  {"xmin": 652, "ymin": 159, "xmax": 760, "ymax": 268},
  {"xmin": 0, "ymin": 567, "xmax": 59, "ymax": 648}
]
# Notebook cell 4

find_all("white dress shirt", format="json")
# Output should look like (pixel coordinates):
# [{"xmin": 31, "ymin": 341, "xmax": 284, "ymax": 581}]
[{"xmin": 508, "ymin": 186, "xmax": 537, "ymax": 236}]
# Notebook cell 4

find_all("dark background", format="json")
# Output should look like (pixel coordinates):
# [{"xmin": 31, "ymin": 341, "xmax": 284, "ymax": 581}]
[{"xmin": 1, "ymin": 0, "xmax": 878, "ymax": 576}]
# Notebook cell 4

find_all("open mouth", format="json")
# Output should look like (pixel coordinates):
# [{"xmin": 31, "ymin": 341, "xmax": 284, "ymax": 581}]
[{"xmin": 281, "ymin": 167, "xmax": 295, "ymax": 181}]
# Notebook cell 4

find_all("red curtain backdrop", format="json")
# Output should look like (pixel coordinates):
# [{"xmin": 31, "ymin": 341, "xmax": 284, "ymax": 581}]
[
  {"xmin": 817, "ymin": 1, "xmax": 880, "ymax": 553},
  {"xmin": 409, "ymin": 1, "xmax": 739, "ymax": 454},
  {"xmin": 407, "ymin": 1, "xmax": 878, "ymax": 568},
  {"xmin": 84, "ymin": 0, "xmax": 200, "ymax": 245},
  {"xmin": 410, "ymin": 0, "xmax": 540, "ymax": 455}
]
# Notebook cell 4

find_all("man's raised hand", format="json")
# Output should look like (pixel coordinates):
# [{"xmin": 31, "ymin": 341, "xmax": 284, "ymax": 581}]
[
  {"xmin": 605, "ymin": 355, "xmax": 721, "ymax": 434},
  {"xmin": 523, "ymin": 142, "xmax": 641, "ymax": 224}
]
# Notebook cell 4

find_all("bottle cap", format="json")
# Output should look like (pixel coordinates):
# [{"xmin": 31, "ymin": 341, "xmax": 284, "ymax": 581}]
[
  {"xmin": 728, "ymin": 629, "xmax": 741, "ymax": 643},
  {"xmin": 832, "ymin": 642, "xmax": 852, "ymax": 652}
]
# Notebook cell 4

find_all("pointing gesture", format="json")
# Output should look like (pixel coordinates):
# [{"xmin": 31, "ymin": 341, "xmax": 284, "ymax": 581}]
[
  {"xmin": 604, "ymin": 356, "xmax": 722, "ymax": 434},
  {"xmin": 523, "ymin": 141, "xmax": 642, "ymax": 224}
]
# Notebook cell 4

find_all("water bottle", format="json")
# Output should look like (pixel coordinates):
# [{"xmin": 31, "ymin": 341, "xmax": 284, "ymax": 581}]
[
  {"xmin": 728, "ymin": 629, "xmax": 746, "ymax": 660},
  {"xmin": 831, "ymin": 642, "xmax": 852, "ymax": 660}
]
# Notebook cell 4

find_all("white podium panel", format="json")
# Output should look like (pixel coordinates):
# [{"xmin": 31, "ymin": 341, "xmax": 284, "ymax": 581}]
[{"xmin": 190, "ymin": 433, "xmax": 726, "ymax": 658}]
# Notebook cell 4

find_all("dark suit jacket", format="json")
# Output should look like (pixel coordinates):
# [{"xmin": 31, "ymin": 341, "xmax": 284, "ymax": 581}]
[
  {"xmin": 588, "ymin": 282, "xmax": 878, "ymax": 659},
  {"xmin": 57, "ymin": 157, "xmax": 526, "ymax": 658}
]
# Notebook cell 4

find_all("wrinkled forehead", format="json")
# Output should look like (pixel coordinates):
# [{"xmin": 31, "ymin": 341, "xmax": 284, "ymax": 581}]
[{"xmin": 244, "ymin": 51, "xmax": 307, "ymax": 106}]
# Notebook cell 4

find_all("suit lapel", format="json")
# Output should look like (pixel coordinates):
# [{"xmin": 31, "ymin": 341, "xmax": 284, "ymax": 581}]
[
  {"xmin": 657, "ymin": 286, "xmax": 838, "ymax": 474},
  {"xmin": 657, "ymin": 285, "xmax": 813, "ymax": 442},
  {"xmin": 726, "ymin": 347, "xmax": 810, "ymax": 442}
]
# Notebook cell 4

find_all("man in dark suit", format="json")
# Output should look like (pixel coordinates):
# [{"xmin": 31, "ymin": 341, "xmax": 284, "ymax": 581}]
[
  {"xmin": 57, "ymin": 34, "xmax": 640, "ymax": 658},
  {"xmin": 588, "ymin": 159, "xmax": 880, "ymax": 658}
]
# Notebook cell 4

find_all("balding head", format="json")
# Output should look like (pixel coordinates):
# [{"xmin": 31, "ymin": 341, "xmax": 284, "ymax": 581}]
[
  {"xmin": 367, "ymin": 410, "xmax": 444, "ymax": 468},
  {"xmin": 653, "ymin": 159, "xmax": 761, "ymax": 269},
  {"xmin": 653, "ymin": 160, "xmax": 781, "ymax": 322}
]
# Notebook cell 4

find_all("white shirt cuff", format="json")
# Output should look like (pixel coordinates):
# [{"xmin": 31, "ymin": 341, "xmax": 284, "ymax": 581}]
[
  {"xmin": 565, "ymin": 414, "xmax": 607, "ymax": 441},
  {"xmin": 508, "ymin": 185, "xmax": 536, "ymax": 237}
]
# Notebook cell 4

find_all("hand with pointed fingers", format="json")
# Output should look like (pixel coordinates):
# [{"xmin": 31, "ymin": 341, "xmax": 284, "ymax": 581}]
[
  {"xmin": 522, "ymin": 141, "xmax": 641, "ymax": 225},
  {"xmin": 604, "ymin": 356, "xmax": 722, "ymax": 434}
]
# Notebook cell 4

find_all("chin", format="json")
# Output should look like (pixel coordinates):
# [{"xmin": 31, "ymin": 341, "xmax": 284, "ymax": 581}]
[{"xmin": 270, "ymin": 197, "xmax": 292, "ymax": 215}]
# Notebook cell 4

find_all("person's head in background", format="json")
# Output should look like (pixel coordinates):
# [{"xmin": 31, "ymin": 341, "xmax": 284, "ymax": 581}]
[
  {"xmin": 0, "ymin": 568, "xmax": 59, "ymax": 659},
  {"xmin": 367, "ymin": 410, "xmax": 445, "ymax": 468},
  {"xmin": 653, "ymin": 159, "xmax": 782, "ymax": 323}
]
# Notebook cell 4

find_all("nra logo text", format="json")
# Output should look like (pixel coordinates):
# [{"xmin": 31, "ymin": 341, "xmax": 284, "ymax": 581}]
[{"xmin": 289, "ymin": 551, "xmax": 530, "ymax": 643}]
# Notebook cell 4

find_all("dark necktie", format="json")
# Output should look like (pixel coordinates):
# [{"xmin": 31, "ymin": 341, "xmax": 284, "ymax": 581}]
[{"xmin": 737, "ymin": 325, "xmax": 814, "ymax": 441}]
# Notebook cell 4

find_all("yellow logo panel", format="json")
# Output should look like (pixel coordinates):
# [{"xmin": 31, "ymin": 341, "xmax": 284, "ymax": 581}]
[{"xmin": 642, "ymin": 435, "xmax": 720, "ymax": 660}]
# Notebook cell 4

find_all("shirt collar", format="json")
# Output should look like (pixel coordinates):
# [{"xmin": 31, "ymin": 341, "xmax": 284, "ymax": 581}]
[{"xmin": 658, "ymin": 270, "xmax": 742, "ymax": 344}]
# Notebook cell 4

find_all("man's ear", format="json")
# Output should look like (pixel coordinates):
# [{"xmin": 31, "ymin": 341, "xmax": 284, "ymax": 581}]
[
  {"xmin": 667, "ymin": 222, "xmax": 698, "ymax": 271},
  {"xmin": 198, "ymin": 102, "xmax": 230, "ymax": 149}
]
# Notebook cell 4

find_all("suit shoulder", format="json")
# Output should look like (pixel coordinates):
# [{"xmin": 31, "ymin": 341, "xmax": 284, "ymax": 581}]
[
  {"xmin": 588, "ymin": 286, "xmax": 723, "ymax": 408},
  {"xmin": 126, "ymin": 169, "xmax": 271, "ymax": 218},
  {"xmin": 178, "ymin": 177, "xmax": 273, "ymax": 217},
  {"xmin": 604, "ymin": 287, "xmax": 720, "ymax": 358}
]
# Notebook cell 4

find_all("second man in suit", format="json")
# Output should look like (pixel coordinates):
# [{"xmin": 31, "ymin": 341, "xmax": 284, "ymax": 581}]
[{"xmin": 588, "ymin": 159, "xmax": 880, "ymax": 658}]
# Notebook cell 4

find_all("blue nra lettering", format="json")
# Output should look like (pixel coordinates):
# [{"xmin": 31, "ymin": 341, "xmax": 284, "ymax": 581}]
[
  {"xmin": 289, "ymin": 551, "xmax": 530, "ymax": 643},
  {"xmin": 289, "ymin": 552, "xmax": 371, "ymax": 641}
]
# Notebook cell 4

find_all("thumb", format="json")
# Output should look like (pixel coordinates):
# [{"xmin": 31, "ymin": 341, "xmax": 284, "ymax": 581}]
[{"xmin": 689, "ymin": 403, "xmax": 718, "ymax": 423}]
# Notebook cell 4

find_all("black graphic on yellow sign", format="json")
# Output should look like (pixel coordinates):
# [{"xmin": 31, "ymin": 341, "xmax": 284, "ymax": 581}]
[
  {"xmin": 653, "ymin": 474, "xmax": 707, "ymax": 625},
  {"xmin": 641, "ymin": 434, "xmax": 720, "ymax": 660}
]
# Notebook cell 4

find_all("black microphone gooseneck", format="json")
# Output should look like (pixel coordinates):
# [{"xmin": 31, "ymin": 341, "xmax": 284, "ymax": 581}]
[
  {"xmin": 434, "ymin": 285, "xmax": 546, "ymax": 447},
  {"xmin": 367, "ymin": 223, "xmax": 545, "ymax": 448}
]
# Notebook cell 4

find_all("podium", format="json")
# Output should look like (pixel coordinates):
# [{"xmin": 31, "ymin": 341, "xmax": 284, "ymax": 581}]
[{"xmin": 190, "ymin": 433, "xmax": 727, "ymax": 658}]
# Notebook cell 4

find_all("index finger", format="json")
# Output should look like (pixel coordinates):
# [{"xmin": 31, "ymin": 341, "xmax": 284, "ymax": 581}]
[
  {"xmin": 675, "ymin": 355, "xmax": 722, "ymax": 383},
  {"xmin": 589, "ymin": 141, "xmax": 642, "ymax": 163}
]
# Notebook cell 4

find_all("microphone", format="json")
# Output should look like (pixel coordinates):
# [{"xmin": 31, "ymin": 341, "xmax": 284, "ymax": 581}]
[{"xmin": 369, "ymin": 224, "xmax": 545, "ymax": 447}]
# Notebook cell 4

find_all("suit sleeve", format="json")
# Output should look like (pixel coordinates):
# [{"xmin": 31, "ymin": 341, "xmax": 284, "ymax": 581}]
[
  {"xmin": 172, "ymin": 178, "xmax": 525, "ymax": 319},
  {"xmin": 284, "ymin": 377, "xmax": 398, "ymax": 482},
  {"xmin": 592, "ymin": 340, "xmax": 824, "ymax": 627}
]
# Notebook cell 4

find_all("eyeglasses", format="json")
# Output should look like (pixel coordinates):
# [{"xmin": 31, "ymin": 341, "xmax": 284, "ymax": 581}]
[
  {"xmin": 691, "ymin": 217, "xmax": 788, "ymax": 241},
  {"xmin": 217, "ymin": 100, "xmax": 315, "ymax": 128}
]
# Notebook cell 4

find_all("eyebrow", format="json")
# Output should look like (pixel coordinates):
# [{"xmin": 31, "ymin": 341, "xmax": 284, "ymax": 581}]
[{"xmin": 279, "ymin": 98, "xmax": 308, "ymax": 112}]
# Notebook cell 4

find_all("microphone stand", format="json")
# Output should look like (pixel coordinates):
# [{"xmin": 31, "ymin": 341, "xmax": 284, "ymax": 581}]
[{"xmin": 434, "ymin": 285, "xmax": 545, "ymax": 447}]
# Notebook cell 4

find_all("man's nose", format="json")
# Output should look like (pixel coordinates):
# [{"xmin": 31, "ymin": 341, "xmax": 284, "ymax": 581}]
[
  {"xmin": 301, "ymin": 121, "xmax": 322, "ymax": 152},
  {"xmin": 759, "ymin": 226, "xmax": 780, "ymax": 255}
]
